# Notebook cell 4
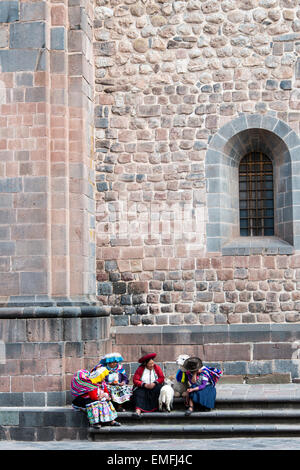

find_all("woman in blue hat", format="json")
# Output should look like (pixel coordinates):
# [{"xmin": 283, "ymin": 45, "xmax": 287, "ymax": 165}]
[{"xmin": 92, "ymin": 353, "xmax": 132, "ymax": 412}]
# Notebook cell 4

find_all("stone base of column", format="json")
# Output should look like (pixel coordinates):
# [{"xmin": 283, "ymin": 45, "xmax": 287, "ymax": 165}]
[{"xmin": 0, "ymin": 303, "xmax": 112, "ymax": 406}]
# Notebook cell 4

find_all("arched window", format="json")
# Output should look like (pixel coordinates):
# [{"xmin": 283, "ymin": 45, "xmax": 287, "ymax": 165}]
[
  {"xmin": 239, "ymin": 152, "xmax": 274, "ymax": 236},
  {"xmin": 206, "ymin": 115, "xmax": 298, "ymax": 254}
]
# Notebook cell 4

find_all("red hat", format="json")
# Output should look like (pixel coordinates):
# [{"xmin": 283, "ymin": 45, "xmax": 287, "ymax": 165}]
[{"xmin": 138, "ymin": 353, "xmax": 156, "ymax": 364}]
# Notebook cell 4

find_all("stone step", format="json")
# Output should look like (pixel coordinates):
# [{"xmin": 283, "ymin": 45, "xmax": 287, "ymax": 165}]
[
  {"xmin": 2, "ymin": 383, "xmax": 300, "ymax": 441},
  {"xmin": 162, "ymin": 396, "xmax": 300, "ymax": 410},
  {"xmin": 115, "ymin": 409, "xmax": 300, "ymax": 424},
  {"xmin": 89, "ymin": 423, "xmax": 300, "ymax": 441}
]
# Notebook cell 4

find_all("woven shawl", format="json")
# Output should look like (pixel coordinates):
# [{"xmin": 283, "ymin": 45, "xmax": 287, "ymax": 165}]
[
  {"xmin": 70, "ymin": 369, "xmax": 98, "ymax": 397},
  {"xmin": 198, "ymin": 366, "xmax": 223, "ymax": 386}
]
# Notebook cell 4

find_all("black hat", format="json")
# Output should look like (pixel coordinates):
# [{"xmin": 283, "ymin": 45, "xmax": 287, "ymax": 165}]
[{"xmin": 183, "ymin": 357, "xmax": 203, "ymax": 372}]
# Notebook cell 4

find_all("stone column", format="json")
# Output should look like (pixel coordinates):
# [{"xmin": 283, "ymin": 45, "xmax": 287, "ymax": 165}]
[
  {"xmin": 0, "ymin": 0, "xmax": 109, "ymax": 405},
  {"xmin": 0, "ymin": 0, "xmax": 96, "ymax": 307}
]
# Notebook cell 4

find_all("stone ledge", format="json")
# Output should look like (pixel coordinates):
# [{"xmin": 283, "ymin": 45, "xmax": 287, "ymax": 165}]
[
  {"xmin": 221, "ymin": 237, "xmax": 294, "ymax": 256},
  {"xmin": 113, "ymin": 323, "xmax": 300, "ymax": 342},
  {"xmin": 207, "ymin": 373, "xmax": 291, "ymax": 384},
  {"xmin": 0, "ymin": 298, "xmax": 110, "ymax": 318},
  {"xmin": 243, "ymin": 373, "xmax": 291, "ymax": 384}
]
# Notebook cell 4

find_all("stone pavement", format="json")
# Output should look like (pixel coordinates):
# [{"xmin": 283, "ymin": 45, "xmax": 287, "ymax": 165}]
[{"xmin": 1, "ymin": 437, "xmax": 300, "ymax": 450}]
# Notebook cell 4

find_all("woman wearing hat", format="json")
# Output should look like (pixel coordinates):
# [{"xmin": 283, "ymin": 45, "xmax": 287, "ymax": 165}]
[
  {"xmin": 132, "ymin": 353, "xmax": 165, "ymax": 418},
  {"xmin": 181, "ymin": 357, "xmax": 223, "ymax": 416},
  {"xmin": 70, "ymin": 367, "xmax": 121, "ymax": 428},
  {"xmin": 92, "ymin": 353, "xmax": 132, "ymax": 412}
]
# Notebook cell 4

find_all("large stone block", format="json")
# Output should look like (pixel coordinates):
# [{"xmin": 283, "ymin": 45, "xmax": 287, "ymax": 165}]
[
  {"xmin": 0, "ymin": 1, "xmax": 19, "ymax": 23},
  {"xmin": 15, "ymin": 193, "xmax": 47, "ymax": 209},
  {"xmin": 0, "ymin": 177, "xmax": 22, "ymax": 193},
  {"xmin": 0, "ymin": 272, "xmax": 19, "ymax": 295},
  {"xmin": 26, "ymin": 319, "xmax": 63, "ymax": 342},
  {"xmin": 10, "ymin": 22, "xmax": 45, "ymax": 49},
  {"xmin": 229, "ymin": 324, "xmax": 271, "ymax": 343},
  {"xmin": 23, "ymin": 177, "xmax": 47, "ymax": 192},
  {"xmin": 0, "ymin": 50, "xmax": 40, "ymax": 72},
  {"xmin": 10, "ymin": 427, "xmax": 35, "ymax": 441},
  {"xmin": 20, "ymin": 2, "xmax": 45, "ymax": 21},
  {"xmin": 12, "ymin": 224, "xmax": 47, "ymax": 240},
  {"xmin": 25, "ymin": 87, "xmax": 46, "ymax": 103},
  {"xmin": 253, "ymin": 343, "xmax": 293, "ymax": 360},
  {"xmin": 0, "ymin": 392, "xmax": 23, "ymax": 406},
  {"xmin": 0, "ymin": 26, "xmax": 8, "ymax": 48},
  {"xmin": 0, "ymin": 241, "xmax": 15, "ymax": 256},
  {"xmin": 0, "ymin": 410, "xmax": 19, "ymax": 425},
  {"xmin": 115, "ymin": 327, "xmax": 163, "ymax": 346},
  {"xmin": 16, "ymin": 240, "xmax": 47, "ymax": 256},
  {"xmin": 204, "ymin": 343, "xmax": 251, "ymax": 362},
  {"xmin": 23, "ymin": 392, "xmax": 45, "ymax": 407},
  {"xmin": 51, "ymin": 27, "xmax": 65, "ymax": 50}
]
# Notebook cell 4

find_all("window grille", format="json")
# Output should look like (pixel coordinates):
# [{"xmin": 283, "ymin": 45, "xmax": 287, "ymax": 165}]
[{"xmin": 239, "ymin": 152, "xmax": 274, "ymax": 236}]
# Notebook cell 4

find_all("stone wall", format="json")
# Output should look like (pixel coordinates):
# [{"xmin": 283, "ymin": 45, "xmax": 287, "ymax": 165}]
[
  {"xmin": 94, "ymin": 0, "xmax": 300, "ymax": 331},
  {"xmin": 112, "ymin": 323, "xmax": 300, "ymax": 379},
  {"xmin": 0, "ymin": 0, "xmax": 96, "ymax": 305},
  {"xmin": 0, "ymin": 310, "xmax": 112, "ymax": 406},
  {"xmin": 100, "ymin": 254, "xmax": 300, "ymax": 327}
]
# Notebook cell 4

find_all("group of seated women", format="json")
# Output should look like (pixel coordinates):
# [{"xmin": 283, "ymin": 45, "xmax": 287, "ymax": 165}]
[{"xmin": 70, "ymin": 351, "xmax": 222, "ymax": 427}]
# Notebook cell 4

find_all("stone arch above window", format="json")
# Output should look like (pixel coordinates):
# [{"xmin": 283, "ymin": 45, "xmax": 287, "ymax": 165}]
[{"xmin": 205, "ymin": 113, "xmax": 300, "ymax": 255}]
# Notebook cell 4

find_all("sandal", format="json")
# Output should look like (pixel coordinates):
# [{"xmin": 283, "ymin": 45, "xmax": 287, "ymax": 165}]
[
  {"xmin": 185, "ymin": 407, "xmax": 194, "ymax": 416},
  {"xmin": 110, "ymin": 421, "xmax": 121, "ymax": 426},
  {"xmin": 91, "ymin": 423, "xmax": 101, "ymax": 428},
  {"xmin": 133, "ymin": 411, "xmax": 142, "ymax": 419}
]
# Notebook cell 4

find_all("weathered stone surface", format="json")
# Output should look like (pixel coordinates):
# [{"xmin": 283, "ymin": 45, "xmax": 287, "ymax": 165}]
[
  {"xmin": 245, "ymin": 373, "xmax": 291, "ymax": 383},
  {"xmin": 0, "ymin": 1, "xmax": 19, "ymax": 23},
  {"xmin": 10, "ymin": 22, "xmax": 45, "ymax": 49},
  {"xmin": 0, "ymin": 50, "xmax": 41, "ymax": 72},
  {"xmin": 50, "ymin": 27, "xmax": 65, "ymax": 50},
  {"xmin": 133, "ymin": 38, "xmax": 148, "ymax": 53},
  {"xmin": 20, "ymin": 2, "xmax": 45, "ymax": 21}
]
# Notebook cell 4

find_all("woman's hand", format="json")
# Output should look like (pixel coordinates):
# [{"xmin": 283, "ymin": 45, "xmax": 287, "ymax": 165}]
[
  {"xmin": 191, "ymin": 372, "xmax": 198, "ymax": 384},
  {"xmin": 144, "ymin": 383, "xmax": 155, "ymax": 389}
]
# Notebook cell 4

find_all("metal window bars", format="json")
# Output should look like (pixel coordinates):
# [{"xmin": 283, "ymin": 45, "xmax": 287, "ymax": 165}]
[{"xmin": 239, "ymin": 152, "xmax": 274, "ymax": 237}]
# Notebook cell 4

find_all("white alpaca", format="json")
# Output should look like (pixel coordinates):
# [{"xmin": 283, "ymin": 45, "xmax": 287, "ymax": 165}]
[
  {"xmin": 158, "ymin": 378, "xmax": 174, "ymax": 412},
  {"xmin": 173, "ymin": 354, "xmax": 190, "ymax": 398}
]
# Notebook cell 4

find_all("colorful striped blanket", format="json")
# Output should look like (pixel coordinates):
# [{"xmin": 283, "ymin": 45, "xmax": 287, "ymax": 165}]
[{"xmin": 70, "ymin": 369, "xmax": 98, "ymax": 398}]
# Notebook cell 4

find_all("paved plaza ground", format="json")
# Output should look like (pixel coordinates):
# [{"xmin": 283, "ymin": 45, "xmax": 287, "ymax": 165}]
[{"xmin": 0, "ymin": 437, "xmax": 300, "ymax": 450}]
